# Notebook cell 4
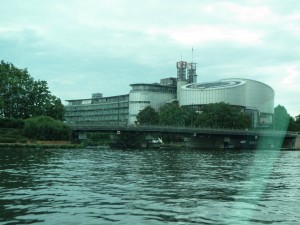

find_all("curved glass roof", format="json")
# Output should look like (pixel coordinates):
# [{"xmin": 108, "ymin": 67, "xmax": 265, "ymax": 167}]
[{"xmin": 183, "ymin": 80, "xmax": 245, "ymax": 90}]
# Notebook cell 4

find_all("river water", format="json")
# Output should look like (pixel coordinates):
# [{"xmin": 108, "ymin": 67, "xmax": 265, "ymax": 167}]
[{"xmin": 0, "ymin": 148, "xmax": 299, "ymax": 225}]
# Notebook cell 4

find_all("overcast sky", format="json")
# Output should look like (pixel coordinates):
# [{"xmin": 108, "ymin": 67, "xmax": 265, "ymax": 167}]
[{"xmin": 1, "ymin": 0, "xmax": 299, "ymax": 116}]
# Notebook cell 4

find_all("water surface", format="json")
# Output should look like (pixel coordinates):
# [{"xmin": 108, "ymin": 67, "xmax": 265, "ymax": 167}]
[{"xmin": 1, "ymin": 148, "xmax": 299, "ymax": 224}]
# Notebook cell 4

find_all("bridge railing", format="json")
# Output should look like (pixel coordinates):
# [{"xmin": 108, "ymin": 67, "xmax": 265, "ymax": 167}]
[{"xmin": 67, "ymin": 122, "xmax": 299, "ymax": 137}]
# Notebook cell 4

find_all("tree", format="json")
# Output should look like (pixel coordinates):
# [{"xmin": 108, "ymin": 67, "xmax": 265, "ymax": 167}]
[
  {"xmin": 158, "ymin": 102, "xmax": 198, "ymax": 126},
  {"xmin": 0, "ymin": 60, "xmax": 64, "ymax": 119},
  {"xmin": 296, "ymin": 115, "xmax": 300, "ymax": 131},
  {"xmin": 46, "ymin": 97, "xmax": 65, "ymax": 121},
  {"xmin": 288, "ymin": 114, "xmax": 300, "ymax": 131},
  {"xmin": 136, "ymin": 106, "xmax": 159, "ymax": 125},
  {"xmin": 179, "ymin": 106, "xmax": 198, "ymax": 127},
  {"xmin": 195, "ymin": 102, "xmax": 251, "ymax": 129},
  {"xmin": 273, "ymin": 105, "xmax": 290, "ymax": 131},
  {"xmin": 159, "ymin": 102, "xmax": 184, "ymax": 126}
]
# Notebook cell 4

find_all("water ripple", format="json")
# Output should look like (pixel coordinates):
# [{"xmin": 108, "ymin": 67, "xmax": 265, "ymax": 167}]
[{"xmin": 1, "ymin": 148, "xmax": 300, "ymax": 224}]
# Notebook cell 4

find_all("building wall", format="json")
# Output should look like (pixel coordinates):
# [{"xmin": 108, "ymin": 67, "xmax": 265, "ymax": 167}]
[
  {"xmin": 128, "ymin": 84, "xmax": 176, "ymax": 125},
  {"xmin": 179, "ymin": 78, "xmax": 274, "ymax": 127},
  {"xmin": 242, "ymin": 79, "xmax": 274, "ymax": 114},
  {"xmin": 64, "ymin": 84, "xmax": 176, "ymax": 126},
  {"xmin": 179, "ymin": 80, "xmax": 246, "ymax": 107},
  {"xmin": 65, "ymin": 94, "xmax": 129, "ymax": 125},
  {"xmin": 64, "ymin": 77, "xmax": 274, "ymax": 128},
  {"xmin": 180, "ymin": 79, "xmax": 274, "ymax": 112}
]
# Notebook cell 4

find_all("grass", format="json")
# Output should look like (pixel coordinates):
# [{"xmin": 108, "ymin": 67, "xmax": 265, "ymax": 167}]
[{"xmin": 0, "ymin": 128, "xmax": 28, "ymax": 143}]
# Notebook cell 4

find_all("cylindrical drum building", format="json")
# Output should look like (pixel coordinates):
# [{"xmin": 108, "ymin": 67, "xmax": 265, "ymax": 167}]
[{"xmin": 179, "ymin": 78, "xmax": 274, "ymax": 127}]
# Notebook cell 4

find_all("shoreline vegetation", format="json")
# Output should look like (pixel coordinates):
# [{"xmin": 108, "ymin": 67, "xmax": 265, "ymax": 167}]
[
  {"xmin": 0, "ymin": 116, "xmax": 74, "ymax": 149},
  {"xmin": 0, "ymin": 141, "xmax": 83, "ymax": 149}
]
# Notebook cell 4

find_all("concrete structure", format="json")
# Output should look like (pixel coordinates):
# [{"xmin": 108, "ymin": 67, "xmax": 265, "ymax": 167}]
[
  {"xmin": 70, "ymin": 123, "xmax": 299, "ymax": 149},
  {"xmin": 179, "ymin": 78, "xmax": 274, "ymax": 127},
  {"xmin": 65, "ymin": 60, "xmax": 274, "ymax": 128},
  {"xmin": 295, "ymin": 135, "xmax": 300, "ymax": 149},
  {"xmin": 65, "ymin": 94, "xmax": 129, "ymax": 126},
  {"xmin": 128, "ymin": 83, "xmax": 176, "ymax": 124}
]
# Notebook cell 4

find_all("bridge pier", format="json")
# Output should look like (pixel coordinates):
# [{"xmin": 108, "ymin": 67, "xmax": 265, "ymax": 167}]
[
  {"xmin": 184, "ymin": 134, "xmax": 258, "ymax": 149},
  {"xmin": 110, "ymin": 131, "xmax": 162, "ymax": 149},
  {"xmin": 251, "ymin": 133, "xmax": 300, "ymax": 150},
  {"xmin": 294, "ymin": 135, "xmax": 300, "ymax": 149}
]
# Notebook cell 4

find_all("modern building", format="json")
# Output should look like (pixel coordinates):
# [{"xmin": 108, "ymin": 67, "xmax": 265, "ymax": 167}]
[
  {"xmin": 64, "ymin": 61, "xmax": 274, "ymax": 127},
  {"xmin": 128, "ymin": 83, "xmax": 176, "ymax": 124},
  {"xmin": 65, "ymin": 94, "xmax": 129, "ymax": 126},
  {"xmin": 179, "ymin": 79, "xmax": 274, "ymax": 127}
]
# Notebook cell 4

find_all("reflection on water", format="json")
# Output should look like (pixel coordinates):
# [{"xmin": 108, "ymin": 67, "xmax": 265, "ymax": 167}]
[{"xmin": 0, "ymin": 148, "xmax": 299, "ymax": 225}]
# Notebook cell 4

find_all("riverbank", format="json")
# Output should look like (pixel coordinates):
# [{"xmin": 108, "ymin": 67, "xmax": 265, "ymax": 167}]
[{"xmin": 0, "ymin": 141, "xmax": 83, "ymax": 149}]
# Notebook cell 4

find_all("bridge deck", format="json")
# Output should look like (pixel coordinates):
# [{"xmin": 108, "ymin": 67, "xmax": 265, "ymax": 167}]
[{"xmin": 69, "ymin": 123, "xmax": 299, "ymax": 138}]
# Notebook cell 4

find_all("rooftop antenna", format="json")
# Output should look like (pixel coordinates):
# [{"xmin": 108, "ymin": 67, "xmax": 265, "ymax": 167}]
[{"xmin": 191, "ymin": 47, "xmax": 194, "ymax": 63}]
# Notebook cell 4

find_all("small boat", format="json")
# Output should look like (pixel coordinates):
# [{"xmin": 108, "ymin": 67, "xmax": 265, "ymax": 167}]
[{"xmin": 147, "ymin": 137, "xmax": 164, "ymax": 149}]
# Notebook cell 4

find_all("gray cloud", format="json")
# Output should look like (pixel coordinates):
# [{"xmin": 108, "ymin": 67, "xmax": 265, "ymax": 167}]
[{"xmin": 0, "ymin": 0, "xmax": 299, "ymax": 116}]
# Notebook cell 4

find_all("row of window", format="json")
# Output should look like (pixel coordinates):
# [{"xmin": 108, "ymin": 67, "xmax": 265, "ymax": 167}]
[
  {"xmin": 67, "ymin": 115, "xmax": 128, "ymax": 121},
  {"xmin": 91, "ymin": 96, "xmax": 129, "ymax": 104},
  {"xmin": 66, "ymin": 102, "xmax": 129, "ymax": 111},
  {"xmin": 129, "ymin": 101, "xmax": 150, "ymax": 104},
  {"xmin": 67, "ymin": 119, "xmax": 128, "ymax": 126},
  {"xmin": 130, "ymin": 86, "xmax": 176, "ymax": 94},
  {"xmin": 67, "ymin": 95, "xmax": 129, "ymax": 106},
  {"xmin": 66, "ymin": 110, "xmax": 129, "ymax": 116}
]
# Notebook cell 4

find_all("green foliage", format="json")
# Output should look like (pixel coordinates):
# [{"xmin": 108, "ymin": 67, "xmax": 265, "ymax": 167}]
[
  {"xmin": 85, "ymin": 132, "xmax": 111, "ymax": 146},
  {"xmin": 273, "ymin": 105, "xmax": 290, "ymax": 131},
  {"xmin": 136, "ymin": 102, "xmax": 252, "ymax": 129},
  {"xmin": 158, "ymin": 102, "xmax": 183, "ymax": 126},
  {"xmin": 181, "ymin": 106, "xmax": 199, "ymax": 126},
  {"xmin": 0, "ymin": 60, "xmax": 64, "ymax": 120},
  {"xmin": 0, "ymin": 118, "xmax": 24, "ymax": 128},
  {"xmin": 195, "ymin": 102, "xmax": 251, "ymax": 129},
  {"xmin": 136, "ymin": 106, "xmax": 159, "ymax": 125},
  {"xmin": 158, "ymin": 102, "xmax": 197, "ymax": 126},
  {"xmin": 46, "ymin": 97, "xmax": 65, "ymax": 120},
  {"xmin": 0, "ymin": 128, "xmax": 28, "ymax": 143},
  {"xmin": 24, "ymin": 116, "xmax": 71, "ymax": 141},
  {"xmin": 288, "ymin": 114, "xmax": 300, "ymax": 131},
  {"xmin": 296, "ymin": 115, "xmax": 300, "ymax": 131}
]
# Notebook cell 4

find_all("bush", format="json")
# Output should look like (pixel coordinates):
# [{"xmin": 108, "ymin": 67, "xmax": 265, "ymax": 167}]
[
  {"xmin": 24, "ymin": 116, "xmax": 71, "ymax": 141},
  {"xmin": 0, "ymin": 137, "xmax": 18, "ymax": 143},
  {"xmin": 0, "ymin": 118, "xmax": 24, "ymax": 128}
]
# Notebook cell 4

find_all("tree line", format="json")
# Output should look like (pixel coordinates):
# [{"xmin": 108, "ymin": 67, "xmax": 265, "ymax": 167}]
[
  {"xmin": 136, "ymin": 102, "xmax": 252, "ymax": 129},
  {"xmin": 136, "ymin": 102, "xmax": 300, "ymax": 131},
  {"xmin": 0, "ymin": 60, "xmax": 64, "ymax": 120},
  {"xmin": 274, "ymin": 105, "xmax": 300, "ymax": 131},
  {"xmin": 0, "ymin": 60, "xmax": 69, "ymax": 142}
]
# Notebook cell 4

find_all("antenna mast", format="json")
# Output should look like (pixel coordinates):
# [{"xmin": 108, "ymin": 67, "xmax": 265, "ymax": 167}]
[{"xmin": 192, "ymin": 47, "xmax": 194, "ymax": 63}]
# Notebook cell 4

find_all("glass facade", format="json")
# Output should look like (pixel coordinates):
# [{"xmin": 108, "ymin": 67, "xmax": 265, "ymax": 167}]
[
  {"xmin": 65, "ymin": 94, "xmax": 129, "ymax": 126},
  {"xmin": 180, "ymin": 79, "xmax": 274, "ymax": 127},
  {"xmin": 64, "ymin": 78, "xmax": 274, "ymax": 128},
  {"xmin": 128, "ymin": 83, "xmax": 177, "ymax": 124}
]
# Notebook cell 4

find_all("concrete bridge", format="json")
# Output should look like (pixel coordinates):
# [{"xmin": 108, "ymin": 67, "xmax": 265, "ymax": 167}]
[{"xmin": 69, "ymin": 122, "xmax": 300, "ymax": 149}]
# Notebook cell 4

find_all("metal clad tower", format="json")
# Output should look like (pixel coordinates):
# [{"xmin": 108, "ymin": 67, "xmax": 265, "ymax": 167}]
[
  {"xmin": 187, "ymin": 63, "xmax": 197, "ymax": 83},
  {"xmin": 176, "ymin": 61, "xmax": 187, "ymax": 81},
  {"xmin": 176, "ymin": 61, "xmax": 187, "ymax": 105}
]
